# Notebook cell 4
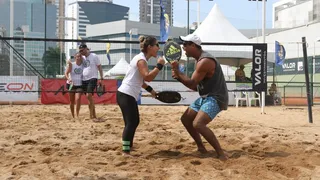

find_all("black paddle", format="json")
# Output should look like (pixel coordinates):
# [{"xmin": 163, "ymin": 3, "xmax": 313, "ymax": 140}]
[
  {"xmin": 96, "ymin": 83, "xmax": 105, "ymax": 97},
  {"xmin": 163, "ymin": 41, "xmax": 182, "ymax": 63},
  {"xmin": 142, "ymin": 91, "xmax": 181, "ymax": 103}
]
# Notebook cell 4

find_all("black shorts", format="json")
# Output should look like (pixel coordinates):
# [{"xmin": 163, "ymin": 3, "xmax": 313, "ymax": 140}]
[
  {"xmin": 66, "ymin": 83, "xmax": 82, "ymax": 92},
  {"xmin": 82, "ymin": 78, "xmax": 97, "ymax": 94}
]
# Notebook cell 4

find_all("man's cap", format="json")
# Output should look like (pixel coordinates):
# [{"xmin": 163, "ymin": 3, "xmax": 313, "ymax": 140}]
[
  {"xmin": 79, "ymin": 44, "xmax": 87, "ymax": 49},
  {"xmin": 179, "ymin": 34, "xmax": 202, "ymax": 46}
]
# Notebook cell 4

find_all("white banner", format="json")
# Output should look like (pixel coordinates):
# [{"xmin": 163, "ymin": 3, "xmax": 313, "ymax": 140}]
[{"xmin": 0, "ymin": 76, "xmax": 39, "ymax": 102}]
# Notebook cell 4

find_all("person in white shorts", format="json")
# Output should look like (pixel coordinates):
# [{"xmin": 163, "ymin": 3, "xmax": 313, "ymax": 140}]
[{"xmin": 65, "ymin": 52, "xmax": 84, "ymax": 118}]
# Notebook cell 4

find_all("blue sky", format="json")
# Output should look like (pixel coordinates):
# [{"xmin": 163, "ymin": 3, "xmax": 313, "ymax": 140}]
[{"xmin": 113, "ymin": 0, "xmax": 279, "ymax": 29}]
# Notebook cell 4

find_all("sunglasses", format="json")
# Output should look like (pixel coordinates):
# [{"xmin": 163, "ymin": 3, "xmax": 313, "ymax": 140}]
[{"xmin": 153, "ymin": 43, "xmax": 159, "ymax": 47}]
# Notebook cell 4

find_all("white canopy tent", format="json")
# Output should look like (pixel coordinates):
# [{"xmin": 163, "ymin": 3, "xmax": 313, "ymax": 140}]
[
  {"xmin": 179, "ymin": 48, "xmax": 235, "ymax": 79},
  {"xmin": 104, "ymin": 58, "xmax": 129, "ymax": 77},
  {"xmin": 192, "ymin": 4, "xmax": 274, "ymax": 66}
]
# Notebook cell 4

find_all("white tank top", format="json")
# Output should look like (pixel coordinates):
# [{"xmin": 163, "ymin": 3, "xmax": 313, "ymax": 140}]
[
  {"xmin": 118, "ymin": 52, "xmax": 147, "ymax": 101},
  {"xmin": 67, "ymin": 62, "xmax": 83, "ymax": 86}
]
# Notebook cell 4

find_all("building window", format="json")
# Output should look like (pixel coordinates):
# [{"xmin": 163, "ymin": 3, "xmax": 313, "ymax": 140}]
[{"xmin": 313, "ymin": 14, "xmax": 318, "ymax": 20}]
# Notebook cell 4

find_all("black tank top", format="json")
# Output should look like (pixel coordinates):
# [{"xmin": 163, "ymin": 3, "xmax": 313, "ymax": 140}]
[{"xmin": 197, "ymin": 51, "xmax": 229, "ymax": 110}]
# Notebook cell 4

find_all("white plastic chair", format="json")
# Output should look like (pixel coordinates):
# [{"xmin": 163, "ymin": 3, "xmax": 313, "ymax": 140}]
[
  {"xmin": 248, "ymin": 91, "xmax": 261, "ymax": 107},
  {"xmin": 235, "ymin": 91, "xmax": 248, "ymax": 107}
]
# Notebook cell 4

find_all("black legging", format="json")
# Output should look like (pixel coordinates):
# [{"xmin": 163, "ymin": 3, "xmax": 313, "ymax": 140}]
[{"xmin": 116, "ymin": 91, "xmax": 139, "ymax": 152}]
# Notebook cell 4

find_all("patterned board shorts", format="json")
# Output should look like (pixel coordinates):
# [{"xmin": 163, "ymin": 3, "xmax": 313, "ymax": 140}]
[{"xmin": 190, "ymin": 96, "xmax": 220, "ymax": 120}]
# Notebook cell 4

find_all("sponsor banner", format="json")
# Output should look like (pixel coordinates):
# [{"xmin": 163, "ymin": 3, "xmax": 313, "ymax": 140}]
[
  {"xmin": 0, "ymin": 76, "xmax": 38, "ymax": 102},
  {"xmin": 41, "ymin": 79, "xmax": 117, "ymax": 104},
  {"xmin": 252, "ymin": 44, "xmax": 267, "ymax": 92},
  {"xmin": 267, "ymin": 57, "xmax": 320, "ymax": 75}
]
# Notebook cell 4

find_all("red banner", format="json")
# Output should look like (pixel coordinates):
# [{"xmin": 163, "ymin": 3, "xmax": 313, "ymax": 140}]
[{"xmin": 41, "ymin": 79, "xmax": 117, "ymax": 104}]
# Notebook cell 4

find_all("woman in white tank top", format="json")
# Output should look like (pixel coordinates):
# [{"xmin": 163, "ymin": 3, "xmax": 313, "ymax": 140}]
[
  {"xmin": 65, "ymin": 53, "xmax": 84, "ymax": 118},
  {"xmin": 117, "ymin": 35, "xmax": 165, "ymax": 155}
]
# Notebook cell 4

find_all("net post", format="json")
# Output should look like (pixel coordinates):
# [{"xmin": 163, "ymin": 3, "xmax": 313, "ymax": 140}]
[{"xmin": 302, "ymin": 37, "xmax": 313, "ymax": 123}]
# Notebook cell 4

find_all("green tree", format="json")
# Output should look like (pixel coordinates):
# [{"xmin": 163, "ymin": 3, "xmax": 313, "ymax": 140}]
[{"xmin": 43, "ymin": 47, "xmax": 66, "ymax": 78}]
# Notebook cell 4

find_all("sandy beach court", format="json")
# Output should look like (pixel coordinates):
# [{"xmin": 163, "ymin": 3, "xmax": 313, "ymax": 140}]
[{"xmin": 0, "ymin": 105, "xmax": 319, "ymax": 180}]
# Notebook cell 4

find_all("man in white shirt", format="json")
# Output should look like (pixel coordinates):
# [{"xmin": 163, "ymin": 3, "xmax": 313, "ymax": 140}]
[{"xmin": 79, "ymin": 44, "xmax": 104, "ymax": 120}]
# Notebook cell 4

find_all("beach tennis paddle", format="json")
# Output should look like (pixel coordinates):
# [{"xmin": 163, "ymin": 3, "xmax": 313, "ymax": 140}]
[
  {"xmin": 163, "ymin": 41, "xmax": 182, "ymax": 63},
  {"xmin": 68, "ymin": 82, "xmax": 73, "ymax": 91},
  {"xmin": 142, "ymin": 91, "xmax": 181, "ymax": 103},
  {"xmin": 96, "ymin": 83, "xmax": 105, "ymax": 97}
]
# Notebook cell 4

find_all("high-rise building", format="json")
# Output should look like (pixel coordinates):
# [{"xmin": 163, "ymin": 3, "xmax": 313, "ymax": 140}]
[
  {"xmin": 0, "ymin": 0, "xmax": 57, "ymax": 38},
  {"xmin": 53, "ymin": 0, "xmax": 66, "ymax": 52},
  {"xmin": 273, "ymin": 0, "xmax": 320, "ymax": 28},
  {"xmin": 66, "ymin": 1, "xmax": 129, "ymax": 55},
  {"xmin": 13, "ymin": 26, "xmax": 45, "ymax": 75},
  {"xmin": 0, "ymin": 1, "xmax": 56, "ymax": 75},
  {"xmin": 139, "ymin": 0, "xmax": 173, "ymax": 25}
]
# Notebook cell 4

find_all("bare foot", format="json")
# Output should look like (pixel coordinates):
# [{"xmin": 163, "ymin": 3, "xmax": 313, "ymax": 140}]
[
  {"xmin": 217, "ymin": 151, "xmax": 229, "ymax": 161},
  {"xmin": 197, "ymin": 147, "xmax": 208, "ymax": 154},
  {"xmin": 92, "ymin": 117, "xmax": 105, "ymax": 123},
  {"xmin": 218, "ymin": 154, "xmax": 228, "ymax": 161}
]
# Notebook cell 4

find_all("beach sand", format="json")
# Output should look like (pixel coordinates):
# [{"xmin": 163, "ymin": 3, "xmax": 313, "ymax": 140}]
[{"xmin": 0, "ymin": 105, "xmax": 319, "ymax": 180}]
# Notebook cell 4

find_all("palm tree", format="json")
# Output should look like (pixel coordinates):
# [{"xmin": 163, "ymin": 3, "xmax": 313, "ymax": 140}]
[{"xmin": 43, "ymin": 47, "xmax": 65, "ymax": 78}]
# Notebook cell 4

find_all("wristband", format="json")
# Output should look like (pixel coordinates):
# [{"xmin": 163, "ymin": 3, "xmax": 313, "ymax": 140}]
[
  {"xmin": 145, "ymin": 85, "xmax": 153, "ymax": 93},
  {"xmin": 155, "ymin": 63, "xmax": 163, "ymax": 71}
]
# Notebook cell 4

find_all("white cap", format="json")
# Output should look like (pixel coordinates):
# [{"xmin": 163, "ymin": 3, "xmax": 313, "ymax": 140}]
[{"xmin": 179, "ymin": 34, "xmax": 202, "ymax": 46}]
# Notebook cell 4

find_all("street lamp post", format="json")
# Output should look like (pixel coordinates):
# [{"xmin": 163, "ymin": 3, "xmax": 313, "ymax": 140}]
[
  {"xmin": 44, "ymin": 0, "xmax": 47, "ymax": 77},
  {"xmin": 10, "ymin": 0, "xmax": 14, "ymax": 76},
  {"xmin": 187, "ymin": 0, "xmax": 201, "ymax": 27},
  {"xmin": 185, "ymin": 0, "xmax": 212, "ymax": 76},
  {"xmin": 58, "ymin": 16, "xmax": 76, "ymax": 75},
  {"xmin": 56, "ymin": 32, "xmax": 68, "ymax": 75},
  {"xmin": 261, "ymin": 0, "xmax": 266, "ymax": 114},
  {"xmin": 248, "ymin": 0, "xmax": 266, "ymax": 113}
]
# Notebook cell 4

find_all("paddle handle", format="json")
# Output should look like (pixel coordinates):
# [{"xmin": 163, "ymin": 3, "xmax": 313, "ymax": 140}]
[{"xmin": 141, "ymin": 94, "xmax": 153, "ymax": 97}]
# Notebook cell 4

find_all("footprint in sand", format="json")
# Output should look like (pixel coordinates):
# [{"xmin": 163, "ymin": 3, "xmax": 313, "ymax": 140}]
[
  {"xmin": 149, "ymin": 141, "xmax": 160, "ymax": 145},
  {"xmin": 190, "ymin": 160, "xmax": 201, "ymax": 165},
  {"xmin": 115, "ymin": 161, "xmax": 128, "ymax": 167},
  {"xmin": 179, "ymin": 138, "xmax": 187, "ymax": 142},
  {"xmin": 157, "ymin": 150, "xmax": 181, "ymax": 157},
  {"xmin": 40, "ymin": 147, "xmax": 58, "ymax": 156},
  {"xmin": 14, "ymin": 139, "xmax": 37, "ymax": 145},
  {"xmin": 53, "ymin": 116, "xmax": 62, "ymax": 121},
  {"xmin": 262, "ymin": 134, "xmax": 268, "ymax": 138}
]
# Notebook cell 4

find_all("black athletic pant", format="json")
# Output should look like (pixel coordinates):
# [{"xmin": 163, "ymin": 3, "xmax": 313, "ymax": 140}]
[{"xmin": 116, "ymin": 91, "xmax": 140, "ymax": 152}]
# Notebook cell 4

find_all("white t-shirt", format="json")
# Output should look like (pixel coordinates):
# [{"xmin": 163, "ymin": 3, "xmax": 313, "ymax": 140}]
[
  {"xmin": 67, "ymin": 62, "xmax": 83, "ymax": 86},
  {"xmin": 118, "ymin": 52, "xmax": 147, "ymax": 101},
  {"xmin": 82, "ymin": 53, "xmax": 101, "ymax": 81}
]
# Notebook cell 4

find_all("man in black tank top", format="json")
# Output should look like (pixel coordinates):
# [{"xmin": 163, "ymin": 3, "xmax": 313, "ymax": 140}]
[{"xmin": 171, "ymin": 34, "xmax": 228, "ymax": 161}]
